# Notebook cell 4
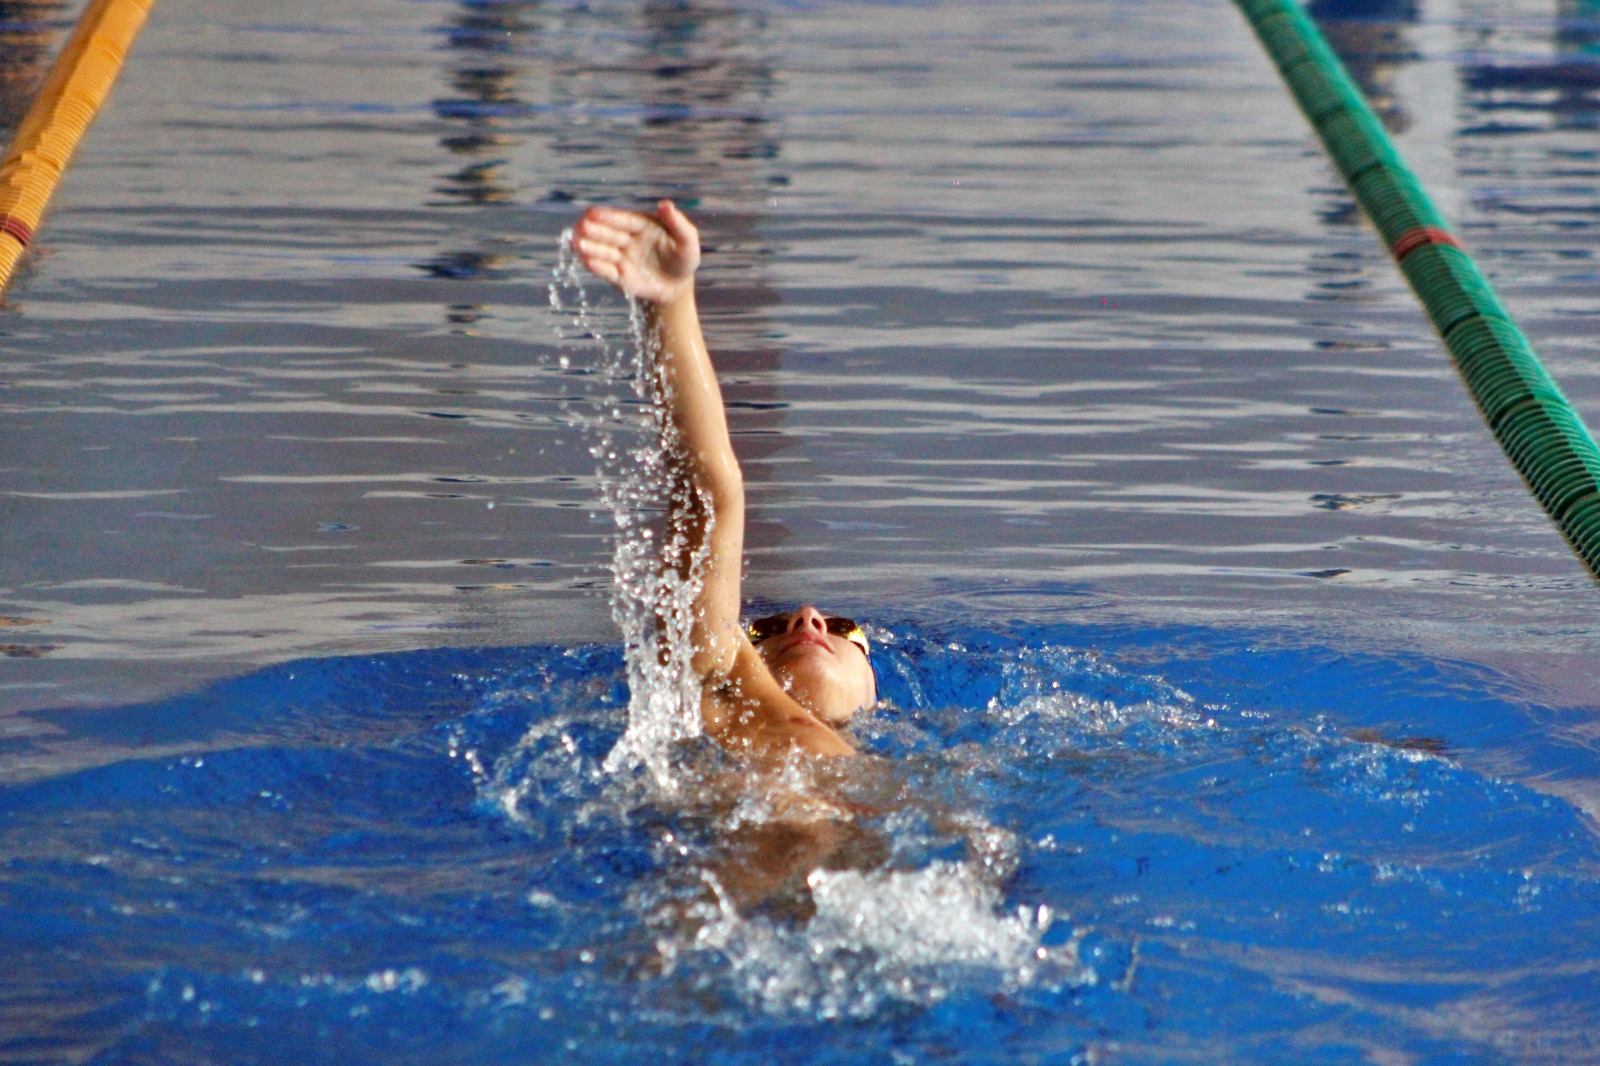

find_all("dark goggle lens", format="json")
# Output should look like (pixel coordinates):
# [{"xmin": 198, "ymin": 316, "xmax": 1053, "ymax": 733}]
[
  {"xmin": 747, "ymin": 614, "xmax": 869, "ymax": 656},
  {"xmin": 745, "ymin": 614, "xmax": 790, "ymax": 641}
]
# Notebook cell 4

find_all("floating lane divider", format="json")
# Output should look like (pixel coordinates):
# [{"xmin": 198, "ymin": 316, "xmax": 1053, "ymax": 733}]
[
  {"xmin": 1232, "ymin": 0, "xmax": 1600, "ymax": 583},
  {"xmin": 0, "ymin": 0, "xmax": 155, "ymax": 293}
]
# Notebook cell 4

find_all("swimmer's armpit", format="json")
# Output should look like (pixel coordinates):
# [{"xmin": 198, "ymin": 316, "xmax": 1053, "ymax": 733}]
[{"xmin": 702, "ymin": 664, "xmax": 856, "ymax": 760}]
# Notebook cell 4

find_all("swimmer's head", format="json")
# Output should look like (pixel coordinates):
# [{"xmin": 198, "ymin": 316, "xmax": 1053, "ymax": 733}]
[{"xmin": 748, "ymin": 606, "xmax": 876, "ymax": 725}]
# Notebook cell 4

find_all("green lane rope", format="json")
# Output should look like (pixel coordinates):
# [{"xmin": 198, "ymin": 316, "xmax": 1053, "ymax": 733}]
[
  {"xmin": 0, "ymin": 0, "xmax": 156, "ymax": 293},
  {"xmin": 1232, "ymin": 0, "xmax": 1600, "ymax": 582}
]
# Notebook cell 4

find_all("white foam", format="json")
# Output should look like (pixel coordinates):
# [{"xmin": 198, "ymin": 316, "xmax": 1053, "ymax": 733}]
[{"xmin": 689, "ymin": 858, "xmax": 1090, "ymax": 1019}]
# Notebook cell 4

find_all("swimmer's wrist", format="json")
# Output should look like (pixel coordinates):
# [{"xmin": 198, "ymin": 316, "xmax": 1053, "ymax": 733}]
[{"xmin": 644, "ymin": 278, "xmax": 697, "ymax": 314}]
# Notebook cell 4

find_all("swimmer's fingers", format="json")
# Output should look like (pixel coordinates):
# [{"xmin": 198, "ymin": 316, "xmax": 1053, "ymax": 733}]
[
  {"xmin": 574, "ymin": 247, "xmax": 623, "ymax": 288},
  {"xmin": 582, "ymin": 205, "xmax": 654, "ymax": 236},
  {"xmin": 572, "ymin": 214, "xmax": 644, "ymax": 257},
  {"xmin": 571, "ymin": 232, "xmax": 626, "ymax": 265},
  {"xmin": 574, "ymin": 235, "xmax": 675, "ymax": 301},
  {"xmin": 657, "ymin": 200, "xmax": 700, "ymax": 251},
  {"xmin": 572, "ymin": 215, "xmax": 656, "ymax": 290},
  {"xmin": 571, "ymin": 202, "xmax": 699, "ymax": 301},
  {"xmin": 570, "ymin": 235, "xmax": 624, "ymax": 281}
]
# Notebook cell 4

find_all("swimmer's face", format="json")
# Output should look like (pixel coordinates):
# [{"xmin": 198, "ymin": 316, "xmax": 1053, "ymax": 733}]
[{"xmin": 750, "ymin": 606, "xmax": 876, "ymax": 725}]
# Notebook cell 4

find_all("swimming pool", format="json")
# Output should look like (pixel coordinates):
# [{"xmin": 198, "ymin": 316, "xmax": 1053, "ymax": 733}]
[{"xmin": 4, "ymin": 0, "xmax": 1600, "ymax": 1060}]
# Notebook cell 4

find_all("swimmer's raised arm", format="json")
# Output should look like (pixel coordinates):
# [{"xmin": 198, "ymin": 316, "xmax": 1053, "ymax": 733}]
[
  {"xmin": 571, "ymin": 201, "xmax": 854, "ymax": 759},
  {"xmin": 572, "ymin": 201, "xmax": 745, "ymax": 678}
]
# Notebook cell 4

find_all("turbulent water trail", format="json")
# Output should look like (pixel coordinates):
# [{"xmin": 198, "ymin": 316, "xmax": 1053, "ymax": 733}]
[{"xmin": 548, "ymin": 236, "xmax": 710, "ymax": 790}]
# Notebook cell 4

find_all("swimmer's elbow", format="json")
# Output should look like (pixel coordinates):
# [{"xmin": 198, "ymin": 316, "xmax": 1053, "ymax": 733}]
[
  {"xmin": 690, "ymin": 617, "xmax": 744, "ymax": 682},
  {"xmin": 797, "ymin": 721, "xmax": 856, "ymax": 758},
  {"xmin": 695, "ymin": 451, "xmax": 743, "ymax": 510},
  {"xmin": 691, "ymin": 643, "xmax": 738, "ymax": 683}
]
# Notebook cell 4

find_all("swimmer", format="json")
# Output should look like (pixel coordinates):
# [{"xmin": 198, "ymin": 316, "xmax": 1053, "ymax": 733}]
[{"xmin": 571, "ymin": 201, "xmax": 870, "ymax": 760}]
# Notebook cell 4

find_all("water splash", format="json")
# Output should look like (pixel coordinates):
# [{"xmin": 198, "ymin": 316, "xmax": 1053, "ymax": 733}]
[
  {"xmin": 685, "ymin": 856, "xmax": 1089, "ymax": 1019},
  {"xmin": 542, "ymin": 243, "xmax": 1102, "ymax": 1022},
  {"xmin": 549, "ymin": 234, "xmax": 710, "ymax": 790}
]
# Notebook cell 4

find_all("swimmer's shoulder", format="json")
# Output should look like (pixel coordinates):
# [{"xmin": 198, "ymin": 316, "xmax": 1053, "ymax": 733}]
[{"xmin": 700, "ymin": 642, "xmax": 855, "ymax": 759}]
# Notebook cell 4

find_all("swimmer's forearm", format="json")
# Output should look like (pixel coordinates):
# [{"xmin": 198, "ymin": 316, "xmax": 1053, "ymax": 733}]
[
  {"xmin": 703, "ymin": 646, "xmax": 857, "ymax": 759},
  {"xmin": 707, "ymin": 705, "xmax": 855, "ymax": 759},
  {"xmin": 646, "ymin": 289, "xmax": 739, "ymax": 495},
  {"xmin": 645, "ymin": 287, "xmax": 746, "ymax": 678}
]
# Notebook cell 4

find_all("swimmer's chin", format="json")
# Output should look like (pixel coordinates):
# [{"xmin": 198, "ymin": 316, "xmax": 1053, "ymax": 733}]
[
  {"xmin": 813, "ymin": 703, "xmax": 868, "ymax": 727},
  {"xmin": 775, "ymin": 671, "xmax": 871, "ymax": 726}
]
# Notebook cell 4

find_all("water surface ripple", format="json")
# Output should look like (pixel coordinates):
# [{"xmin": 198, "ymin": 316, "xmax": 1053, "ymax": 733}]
[
  {"xmin": 3, "ymin": 0, "xmax": 1597, "ymax": 709},
  {"xmin": 4, "ymin": 0, "xmax": 1600, "ymax": 1060}
]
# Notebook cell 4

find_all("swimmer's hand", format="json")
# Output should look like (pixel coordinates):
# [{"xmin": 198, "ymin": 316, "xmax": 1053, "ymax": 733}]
[{"xmin": 571, "ymin": 200, "xmax": 701, "ymax": 305}]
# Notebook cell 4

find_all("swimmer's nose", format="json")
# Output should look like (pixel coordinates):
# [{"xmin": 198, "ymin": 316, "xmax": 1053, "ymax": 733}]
[{"xmin": 790, "ymin": 605, "xmax": 828, "ymax": 636}]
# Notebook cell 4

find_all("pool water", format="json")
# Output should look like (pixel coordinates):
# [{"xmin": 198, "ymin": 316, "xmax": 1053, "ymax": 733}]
[
  {"xmin": 9, "ymin": 624, "xmax": 1599, "ymax": 1063},
  {"xmin": 5, "ymin": 0, "xmax": 1600, "ymax": 1061}
]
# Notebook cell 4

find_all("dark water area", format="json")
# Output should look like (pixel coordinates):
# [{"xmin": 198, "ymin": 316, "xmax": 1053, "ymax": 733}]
[
  {"xmin": 0, "ymin": 2, "xmax": 70, "ymax": 133},
  {"xmin": 5, "ymin": 0, "xmax": 1600, "ymax": 1061}
]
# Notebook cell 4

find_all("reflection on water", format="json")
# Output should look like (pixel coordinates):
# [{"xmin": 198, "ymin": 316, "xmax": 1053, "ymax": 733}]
[
  {"xmin": 627, "ymin": 0, "xmax": 793, "ymax": 566},
  {"xmin": 1461, "ymin": 0, "xmax": 1600, "ymax": 132},
  {"xmin": 1301, "ymin": 0, "xmax": 1422, "ymax": 302},
  {"xmin": 420, "ymin": 1, "xmax": 535, "ymax": 290},
  {"xmin": 1309, "ymin": 0, "xmax": 1421, "ymax": 133},
  {"xmin": 1447, "ymin": 0, "xmax": 1600, "ymax": 486},
  {"xmin": 434, "ymin": 2, "xmax": 529, "ymax": 208},
  {"xmin": 1, "ymin": 0, "xmax": 1600, "ymax": 716},
  {"xmin": 0, "ymin": 1, "xmax": 65, "ymax": 132}
]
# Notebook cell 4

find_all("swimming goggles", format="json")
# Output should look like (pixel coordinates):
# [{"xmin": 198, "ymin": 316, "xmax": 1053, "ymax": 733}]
[{"xmin": 746, "ymin": 613, "xmax": 870, "ymax": 659}]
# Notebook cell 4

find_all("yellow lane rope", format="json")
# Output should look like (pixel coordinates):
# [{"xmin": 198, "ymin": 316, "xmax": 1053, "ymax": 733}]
[{"xmin": 0, "ymin": 0, "xmax": 155, "ymax": 293}]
